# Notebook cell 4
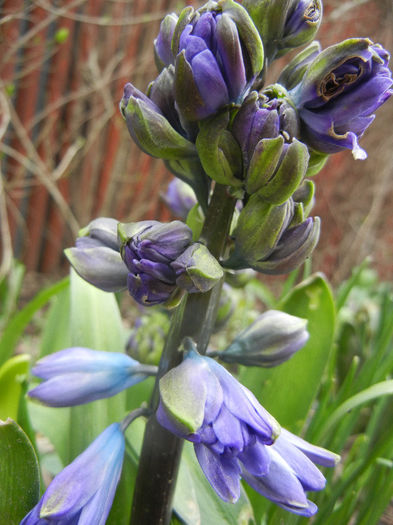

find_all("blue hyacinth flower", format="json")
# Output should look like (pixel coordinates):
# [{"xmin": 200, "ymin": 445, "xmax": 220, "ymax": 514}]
[
  {"xmin": 20, "ymin": 423, "xmax": 125, "ymax": 525},
  {"xmin": 29, "ymin": 347, "xmax": 157, "ymax": 407}
]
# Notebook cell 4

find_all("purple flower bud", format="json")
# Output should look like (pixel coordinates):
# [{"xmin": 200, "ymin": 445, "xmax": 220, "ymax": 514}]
[
  {"xmin": 118, "ymin": 220, "xmax": 194, "ymax": 306},
  {"xmin": 154, "ymin": 13, "xmax": 178, "ymax": 71},
  {"xmin": 242, "ymin": 0, "xmax": 322, "ymax": 62},
  {"xmin": 65, "ymin": 217, "xmax": 128, "ymax": 293},
  {"xmin": 214, "ymin": 310, "xmax": 309, "ymax": 367},
  {"xmin": 242, "ymin": 428, "xmax": 340, "ymax": 517},
  {"xmin": 249, "ymin": 216, "xmax": 321, "ymax": 275},
  {"xmin": 21, "ymin": 423, "xmax": 125, "ymax": 525},
  {"xmin": 281, "ymin": 0, "xmax": 322, "ymax": 53},
  {"xmin": 162, "ymin": 179, "xmax": 197, "ymax": 219},
  {"xmin": 232, "ymin": 89, "xmax": 300, "ymax": 171},
  {"xmin": 157, "ymin": 345, "xmax": 280, "ymax": 502},
  {"xmin": 173, "ymin": 1, "xmax": 264, "ymax": 121},
  {"xmin": 290, "ymin": 39, "xmax": 393, "ymax": 159},
  {"xmin": 119, "ymin": 81, "xmax": 196, "ymax": 160},
  {"xmin": 28, "ymin": 347, "xmax": 157, "ymax": 407}
]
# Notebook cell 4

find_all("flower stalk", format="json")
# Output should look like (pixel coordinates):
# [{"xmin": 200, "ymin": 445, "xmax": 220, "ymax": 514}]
[{"xmin": 130, "ymin": 183, "xmax": 236, "ymax": 525}]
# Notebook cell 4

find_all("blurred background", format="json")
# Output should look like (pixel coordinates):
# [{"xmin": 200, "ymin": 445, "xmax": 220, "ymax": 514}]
[{"xmin": 0, "ymin": 0, "xmax": 392, "ymax": 286}]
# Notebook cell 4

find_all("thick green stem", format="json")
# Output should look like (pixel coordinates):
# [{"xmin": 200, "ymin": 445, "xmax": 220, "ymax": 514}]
[{"xmin": 130, "ymin": 184, "xmax": 236, "ymax": 525}]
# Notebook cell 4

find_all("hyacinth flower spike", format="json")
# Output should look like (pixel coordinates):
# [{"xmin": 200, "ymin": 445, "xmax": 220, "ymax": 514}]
[
  {"xmin": 157, "ymin": 341, "xmax": 339, "ymax": 515},
  {"xmin": 20, "ymin": 423, "xmax": 125, "ymax": 525},
  {"xmin": 28, "ymin": 347, "xmax": 157, "ymax": 407}
]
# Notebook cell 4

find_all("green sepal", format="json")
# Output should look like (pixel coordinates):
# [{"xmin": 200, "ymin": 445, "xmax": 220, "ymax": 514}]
[
  {"xmin": 252, "ymin": 217, "xmax": 320, "ymax": 274},
  {"xmin": 293, "ymin": 179, "xmax": 315, "ymax": 217},
  {"xmin": 171, "ymin": 6, "xmax": 195, "ymax": 57},
  {"xmin": 306, "ymin": 150, "xmax": 329, "ymax": 177},
  {"xmin": 196, "ymin": 112, "xmax": 242, "ymax": 187},
  {"xmin": 186, "ymin": 203, "xmax": 205, "ymax": 241},
  {"xmin": 159, "ymin": 358, "xmax": 207, "ymax": 434},
  {"xmin": 232, "ymin": 196, "xmax": 293, "ymax": 264},
  {"xmin": 123, "ymin": 94, "xmax": 196, "ymax": 160},
  {"xmin": 176, "ymin": 244, "xmax": 224, "ymax": 293},
  {"xmin": 220, "ymin": 0, "xmax": 264, "ymax": 77},
  {"xmin": 255, "ymin": 139, "xmax": 309, "ymax": 205},
  {"xmin": 242, "ymin": 0, "xmax": 292, "ymax": 61},
  {"xmin": 278, "ymin": 41, "xmax": 322, "ymax": 90},
  {"xmin": 174, "ymin": 50, "xmax": 206, "ymax": 122},
  {"xmin": 246, "ymin": 136, "xmax": 285, "ymax": 195}
]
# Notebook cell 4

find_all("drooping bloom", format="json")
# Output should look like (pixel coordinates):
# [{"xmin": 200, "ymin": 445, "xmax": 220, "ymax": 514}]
[
  {"xmin": 170, "ymin": 0, "xmax": 264, "ymax": 121},
  {"xmin": 290, "ymin": 38, "xmax": 393, "ymax": 159},
  {"xmin": 28, "ymin": 348, "xmax": 157, "ymax": 407},
  {"xmin": 20, "ymin": 423, "xmax": 125, "ymax": 525},
  {"xmin": 157, "ymin": 344, "xmax": 281, "ymax": 502},
  {"xmin": 211, "ymin": 310, "xmax": 309, "ymax": 367},
  {"xmin": 157, "ymin": 344, "xmax": 339, "ymax": 515},
  {"xmin": 65, "ymin": 217, "xmax": 128, "ymax": 293},
  {"xmin": 243, "ymin": 428, "xmax": 340, "ymax": 517}
]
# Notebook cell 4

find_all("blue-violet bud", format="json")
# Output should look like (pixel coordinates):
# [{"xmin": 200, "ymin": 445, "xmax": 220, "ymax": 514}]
[
  {"xmin": 290, "ymin": 38, "xmax": 393, "ymax": 159},
  {"xmin": 172, "ymin": 0, "xmax": 264, "ymax": 121},
  {"xmin": 20, "ymin": 423, "xmax": 125, "ymax": 525},
  {"xmin": 28, "ymin": 347, "xmax": 157, "ymax": 407},
  {"xmin": 118, "ymin": 220, "xmax": 192, "ymax": 306},
  {"xmin": 242, "ymin": 0, "xmax": 322, "ymax": 62},
  {"xmin": 212, "ymin": 310, "xmax": 309, "ymax": 367},
  {"xmin": 65, "ymin": 217, "xmax": 128, "ymax": 293}
]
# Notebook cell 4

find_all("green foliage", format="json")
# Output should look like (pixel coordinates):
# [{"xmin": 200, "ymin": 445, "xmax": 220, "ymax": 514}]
[{"xmin": 0, "ymin": 419, "xmax": 40, "ymax": 524}]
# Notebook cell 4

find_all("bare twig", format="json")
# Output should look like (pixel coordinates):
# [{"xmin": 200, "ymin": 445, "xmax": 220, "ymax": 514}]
[
  {"xmin": 1, "ymin": 88, "xmax": 80, "ymax": 236},
  {"xmin": 0, "ymin": 91, "xmax": 13, "ymax": 280}
]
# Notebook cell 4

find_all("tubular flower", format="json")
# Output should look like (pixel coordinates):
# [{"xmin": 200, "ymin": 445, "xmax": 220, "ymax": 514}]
[
  {"xmin": 171, "ymin": 0, "xmax": 264, "ymax": 121},
  {"xmin": 157, "ymin": 345, "xmax": 339, "ymax": 513},
  {"xmin": 20, "ymin": 424, "xmax": 125, "ymax": 525},
  {"xmin": 28, "ymin": 347, "xmax": 157, "ymax": 407},
  {"xmin": 243, "ymin": 428, "xmax": 340, "ymax": 517},
  {"xmin": 157, "ymin": 344, "xmax": 280, "ymax": 502},
  {"xmin": 290, "ymin": 38, "xmax": 393, "ymax": 159}
]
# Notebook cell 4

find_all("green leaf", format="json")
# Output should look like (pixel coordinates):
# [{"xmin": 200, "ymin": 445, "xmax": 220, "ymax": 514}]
[
  {"xmin": 28, "ymin": 402, "xmax": 70, "ymax": 468},
  {"xmin": 0, "ymin": 354, "xmax": 30, "ymax": 421},
  {"xmin": 186, "ymin": 203, "xmax": 205, "ymax": 241},
  {"xmin": 0, "ymin": 418, "xmax": 40, "ymax": 523},
  {"xmin": 322, "ymin": 379, "xmax": 393, "ymax": 436},
  {"xmin": 39, "ymin": 285, "xmax": 71, "ymax": 358},
  {"xmin": 0, "ymin": 277, "xmax": 69, "ymax": 366},
  {"xmin": 68, "ymin": 269, "xmax": 127, "ymax": 459},
  {"xmin": 239, "ymin": 273, "xmax": 335, "ymax": 432}
]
